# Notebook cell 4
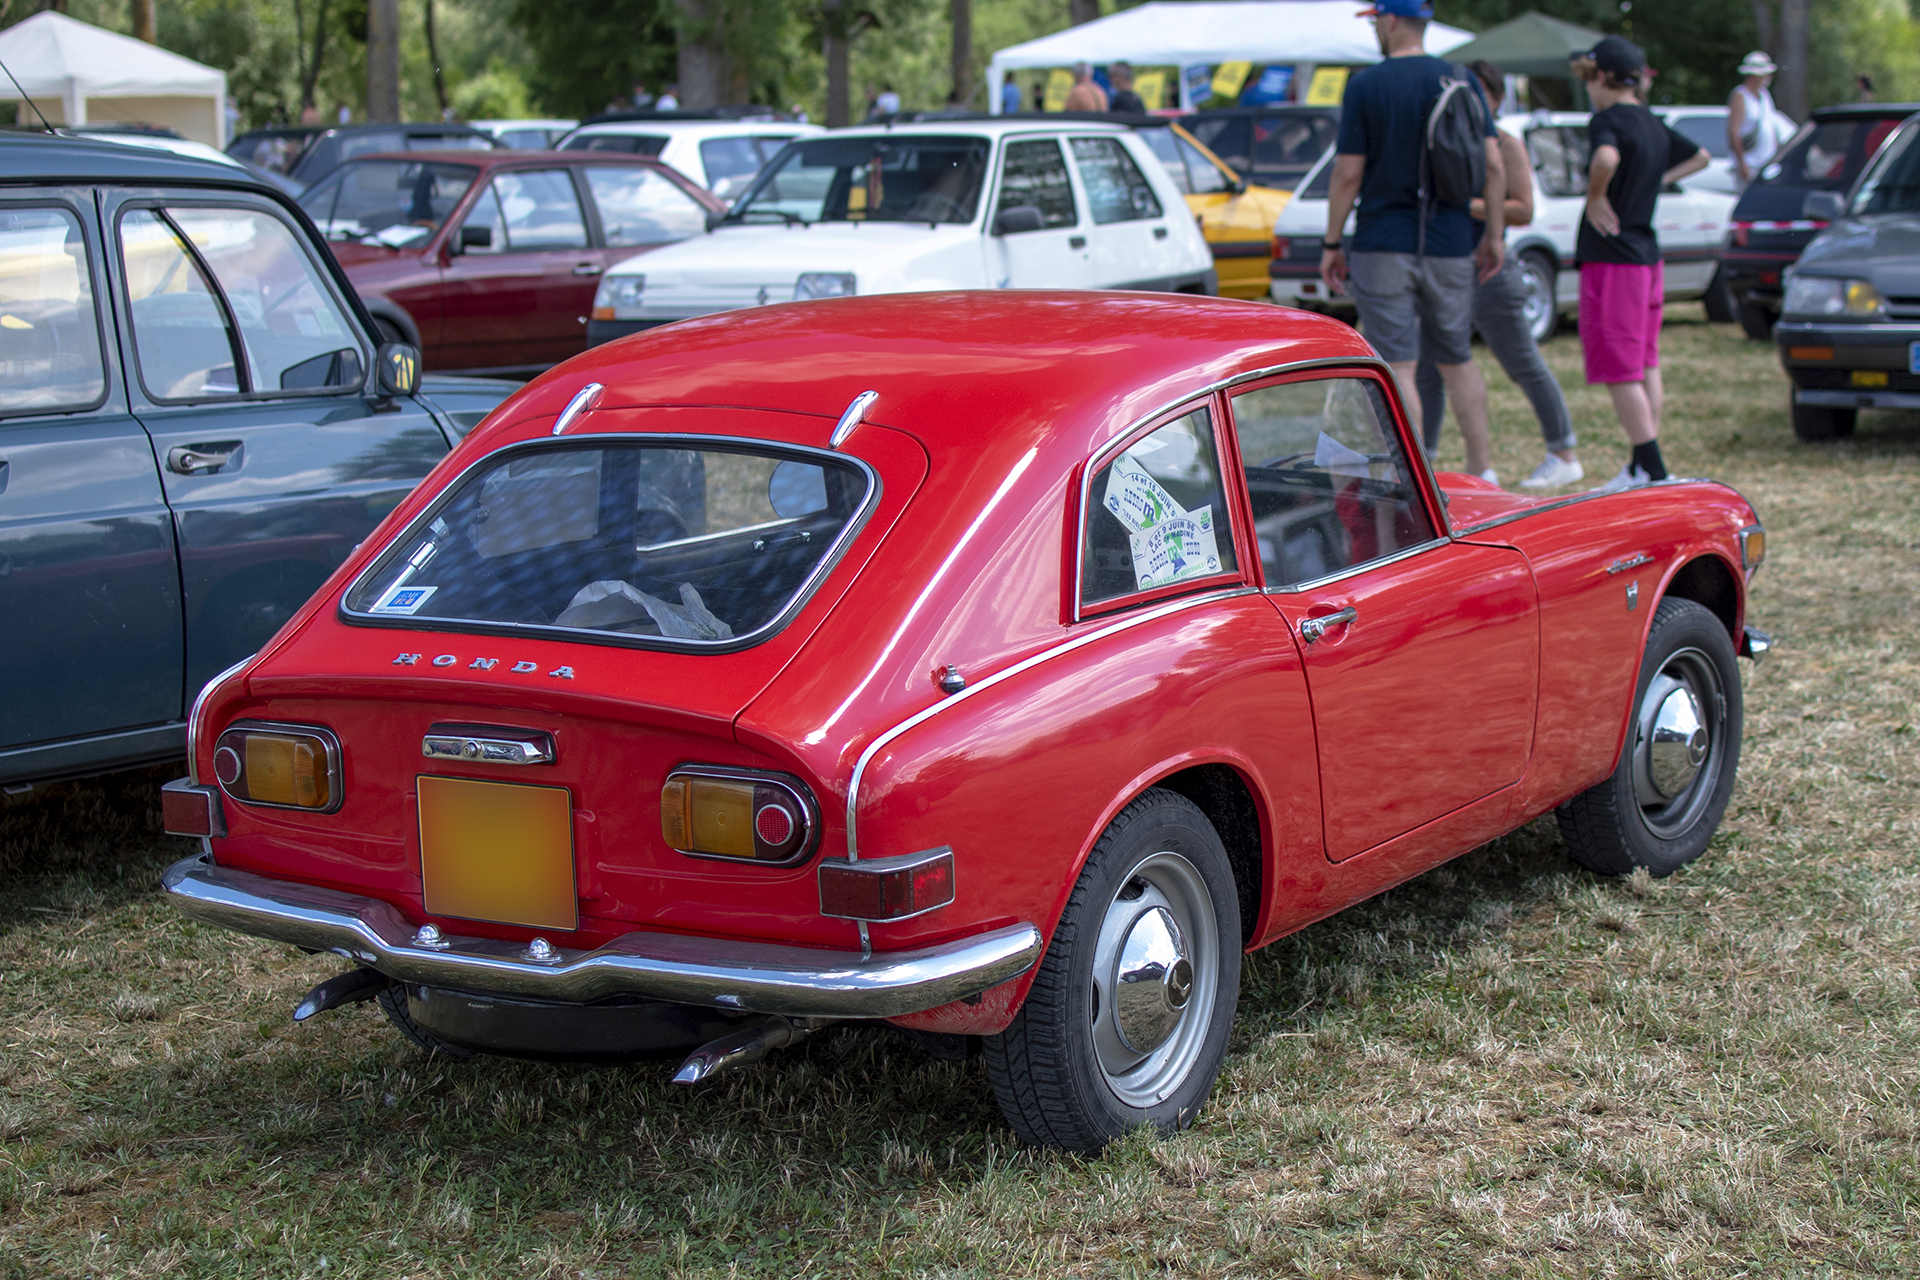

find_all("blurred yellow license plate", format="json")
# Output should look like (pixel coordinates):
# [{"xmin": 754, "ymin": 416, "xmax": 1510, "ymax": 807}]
[{"xmin": 418, "ymin": 776, "xmax": 576, "ymax": 931}]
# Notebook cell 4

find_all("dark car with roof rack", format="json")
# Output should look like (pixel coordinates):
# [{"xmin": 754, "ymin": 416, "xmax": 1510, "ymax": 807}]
[
  {"xmin": 1722, "ymin": 103, "xmax": 1917, "ymax": 338},
  {"xmin": 0, "ymin": 133, "xmax": 515, "ymax": 787}
]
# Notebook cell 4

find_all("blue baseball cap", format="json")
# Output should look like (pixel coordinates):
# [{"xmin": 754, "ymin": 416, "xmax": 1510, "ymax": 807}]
[{"xmin": 1357, "ymin": 0, "xmax": 1434, "ymax": 16}]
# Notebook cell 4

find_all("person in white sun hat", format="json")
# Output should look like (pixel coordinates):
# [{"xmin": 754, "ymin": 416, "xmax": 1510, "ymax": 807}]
[{"xmin": 1728, "ymin": 51, "xmax": 1784, "ymax": 189}]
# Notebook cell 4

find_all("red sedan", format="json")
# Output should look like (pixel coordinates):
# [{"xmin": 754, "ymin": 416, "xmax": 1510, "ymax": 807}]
[
  {"xmin": 161, "ymin": 293, "xmax": 1769, "ymax": 1152},
  {"xmin": 299, "ymin": 150, "xmax": 725, "ymax": 376}
]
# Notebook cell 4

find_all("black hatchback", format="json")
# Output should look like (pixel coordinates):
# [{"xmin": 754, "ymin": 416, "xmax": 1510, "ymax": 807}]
[
  {"xmin": 1723, "ymin": 103, "xmax": 1916, "ymax": 338},
  {"xmin": 0, "ymin": 135, "xmax": 513, "ymax": 787}
]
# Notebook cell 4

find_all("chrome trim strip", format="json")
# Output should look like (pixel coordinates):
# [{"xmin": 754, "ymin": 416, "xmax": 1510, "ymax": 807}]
[
  {"xmin": 831, "ymin": 390, "xmax": 879, "ymax": 449},
  {"xmin": 549, "ymin": 382, "xmax": 604, "ymax": 436},
  {"xmin": 338, "ymin": 433, "xmax": 881, "ymax": 657},
  {"xmin": 162, "ymin": 854, "xmax": 1040, "ymax": 1018},
  {"xmin": 186, "ymin": 656, "xmax": 257, "ymax": 787},
  {"xmin": 1070, "ymin": 355, "xmax": 1421, "ymax": 618},
  {"xmin": 844, "ymin": 587, "xmax": 1258, "ymax": 859},
  {"xmin": 1447, "ymin": 476, "xmax": 1711, "ymax": 538},
  {"xmin": 1264, "ymin": 536, "xmax": 1449, "ymax": 596}
]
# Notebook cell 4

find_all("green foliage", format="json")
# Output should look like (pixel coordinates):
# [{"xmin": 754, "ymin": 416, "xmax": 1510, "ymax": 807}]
[{"xmin": 506, "ymin": 0, "xmax": 678, "ymax": 119}]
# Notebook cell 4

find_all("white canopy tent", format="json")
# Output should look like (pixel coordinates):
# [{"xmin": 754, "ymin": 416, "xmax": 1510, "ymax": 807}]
[
  {"xmin": 987, "ymin": 1, "xmax": 1471, "ymax": 113},
  {"xmin": 0, "ymin": 11, "xmax": 228, "ymax": 147}
]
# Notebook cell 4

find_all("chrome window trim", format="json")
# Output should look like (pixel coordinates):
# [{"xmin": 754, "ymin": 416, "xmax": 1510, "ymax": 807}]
[
  {"xmin": 1261, "ymin": 535, "xmax": 1452, "ymax": 595},
  {"xmin": 1072, "ymin": 355, "xmax": 1426, "ymax": 619},
  {"xmin": 214, "ymin": 719, "xmax": 345, "ymax": 814},
  {"xmin": 186, "ymin": 655, "xmax": 257, "ymax": 787},
  {"xmin": 338, "ymin": 432, "xmax": 881, "ymax": 656},
  {"xmin": 845, "ymin": 586, "xmax": 1258, "ymax": 860}
]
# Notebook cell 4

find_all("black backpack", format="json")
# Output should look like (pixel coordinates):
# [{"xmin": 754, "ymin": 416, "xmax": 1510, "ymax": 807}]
[{"xmin": 1418, "ymin": 64, "xmax": 1490, "ymax": 254}]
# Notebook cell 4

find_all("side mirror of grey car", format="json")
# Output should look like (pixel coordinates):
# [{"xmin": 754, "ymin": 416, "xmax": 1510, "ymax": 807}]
[
  {"xmin": 992, "ymin": 206, "xmax": 1046, "ymax": 236},
  {"xmin": 1803, "ymin": 190, "xmax": 1847, "ymax": 221},
  {"xmin": 375, "ymin": 342, "xmax": 420, "ymax": 398}
]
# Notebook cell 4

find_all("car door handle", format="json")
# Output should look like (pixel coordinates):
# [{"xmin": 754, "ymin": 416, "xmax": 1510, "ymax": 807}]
[
  {"xmin": 166, "ymin": 442, "xmax": 242, "ymax": 475},
  {"xmin": 1298, "ymin": 606, "xmax": 1357, "ymax": 644},
  {"xmin": 1069, "ymin": 236, "xmax": 1087, "ymax": 249},
  {"xmin": 1153, "ymin": 226, "xmax": 1169, "ymax": 240},
  {"xmin": 572, "ymin": 262, "xmax": 604, "ymax": 276},
  {"xmin": 0, "ymin": 460, "xmax": 9, "ymax": 496}
]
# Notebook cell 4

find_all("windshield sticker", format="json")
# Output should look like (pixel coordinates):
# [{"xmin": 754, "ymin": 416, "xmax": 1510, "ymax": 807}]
[
  {"xmin": 1131, "ymin": 505, "xmax": 1222, "ymax": 589},
  {"xmin": 370, "ymin": 584, "xmax": 438, "ymax": 615},
  {"xmin": 1103, "ymin": 453, "xmax": 1184, "ymax": 534},
  {"xmin": 555, "ymin": 580, "xmax": 734, "ymax": 640}
]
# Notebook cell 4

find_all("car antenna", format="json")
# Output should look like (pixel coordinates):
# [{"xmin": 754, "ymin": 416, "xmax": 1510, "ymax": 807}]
[{"xmin": 0, "ymin": 57, "xmax": 55, "ymax": 134}]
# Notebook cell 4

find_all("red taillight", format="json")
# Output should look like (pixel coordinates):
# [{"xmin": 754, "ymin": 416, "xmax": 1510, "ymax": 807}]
[
  {"xmin": 661, "ymin": 765, "xmax": 817, "ymax": 865},
  {"xmin": 755, "ymin": 802, "xmax": 795, "ymax": 846},
  {"xmin": 1271, "ymin": 235, "xmax": 1288, "ymax": 260},
  {"xmin": 161, "ymin": 778, "xmax": 226, "ymax": 838},
  {"xmin": 818, "ymin": 847, "xmax": 955, "ymax": 922},
  {"xmin": 1760, "ymin": 271, "xmax": 1779, "ymax": 285},
  {"xmin": 1732, "ymin": 221, "xmax": 1752, "ymax": 247}
]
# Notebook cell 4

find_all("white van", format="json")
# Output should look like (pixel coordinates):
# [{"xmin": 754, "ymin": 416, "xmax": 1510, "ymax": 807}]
[
  {"xmin": 587, "ymin": 120, "xmax": 1216, "ymax": 346},
  {"xmin": 1268, "ymin": 112, "xmax": 1737, "ymax": 339}
]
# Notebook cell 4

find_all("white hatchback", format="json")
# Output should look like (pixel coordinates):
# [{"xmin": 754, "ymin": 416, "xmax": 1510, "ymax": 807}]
[
  {"xmin": 587, "ymin": 121, "xmax": 1216, "ymax": 346},
  {"xmin": 1267, "ymin": 112, "xmax": 1736, "ymax": 340},
  {"xmin": 558, "ymin": 119, "xmax": 823, "ymax": 204}
]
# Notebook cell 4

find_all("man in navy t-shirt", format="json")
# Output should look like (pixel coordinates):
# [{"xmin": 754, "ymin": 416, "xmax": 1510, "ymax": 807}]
[{"xmin": 1319, "ymin": 0, "xmax": 1507, "ymax": 483}]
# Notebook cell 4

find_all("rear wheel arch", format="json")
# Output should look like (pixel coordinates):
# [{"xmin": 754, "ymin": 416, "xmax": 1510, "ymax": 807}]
[
  {"xmin": 1660, "ymin": 553, "xmax": 1742, "ymax": 644},
  {"xmin": 1151, "ymin": 763, "xmax": 1264, "ymax": 948}
]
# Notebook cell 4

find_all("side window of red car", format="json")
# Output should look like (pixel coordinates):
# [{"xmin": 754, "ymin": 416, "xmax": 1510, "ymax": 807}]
[
  {"xmin": 1228, "ymin": 376, "xmax": 1438, "ymax": 590},
  {"xmin": 1081, "ymin": 405, "xmax": 1238, "ymax": 610}
]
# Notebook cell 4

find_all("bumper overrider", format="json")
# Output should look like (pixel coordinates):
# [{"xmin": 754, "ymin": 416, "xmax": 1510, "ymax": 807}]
[{"xmin": 162, "ymin": 853, "xmax": 1042, "ymax": 1019}]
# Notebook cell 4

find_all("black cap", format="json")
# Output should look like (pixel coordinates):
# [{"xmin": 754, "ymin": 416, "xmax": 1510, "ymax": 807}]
[{"xmin": 1585, "ymin": 35, "xmax": 1646, "ymax": 80}]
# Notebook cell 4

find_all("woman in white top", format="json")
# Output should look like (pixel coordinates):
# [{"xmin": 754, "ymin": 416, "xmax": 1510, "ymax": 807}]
[{"xmin": 1728, "ymin": 51, "xmax": 1782, "ymax": 187}]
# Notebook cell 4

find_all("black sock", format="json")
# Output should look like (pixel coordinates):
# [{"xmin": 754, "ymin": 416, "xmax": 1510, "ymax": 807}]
[{"xmin": 1631, "ymin": 439, "xmax": 1667, "ymax": 481}]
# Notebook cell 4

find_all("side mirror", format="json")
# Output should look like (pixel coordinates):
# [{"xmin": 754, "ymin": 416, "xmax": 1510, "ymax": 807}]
[
  {"xmin": 375, "ymin": 342, "xmax": 420, "ymax": 397},
  {"xmin": 457, "ymin": 225, "xmax": 492, "ymax": 253},
  {"xmin": 1803, "ymin": 190, "xmax": 1847, "ymax": 221},
  {"xmin": 992, "ymin": 205, "xmax": 1046, "ymax": 236}
]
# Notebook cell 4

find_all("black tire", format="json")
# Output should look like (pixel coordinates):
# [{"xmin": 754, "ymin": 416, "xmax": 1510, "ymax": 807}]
[
  {"xmin": 377, "ymin": 983, "xmax": 475, "ymax": 1059},
  {"xmin": 983, "ymin": 788, "xmax": 1241, "ymax": 1153},
  {"xmin": 1702, "ymin": 265, "xmax": 1736, "ymax": 323},
  {"xmin": 1557, "ymin": 598, "xmax": 1742, "ymax": 877},
  {"xmin": 1737, "ymin": 299, "xmax": 1774, "ymax": 341},
  {"xmin": 1519, "ymin": 250, "xmax": 1559, "ymax": 342},
  {"xmin": 1791, "ymin": 402, "xmax": 1857, "ymax": 442}
]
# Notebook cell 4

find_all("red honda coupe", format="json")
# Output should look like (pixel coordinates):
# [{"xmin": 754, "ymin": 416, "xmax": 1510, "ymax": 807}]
[
  {"xmin": 299, "ymin": 150, "xmax": 726, "ymax": 376},
  {"xmin": 162, "ymin": 293, "xmax": 1769, "ymax": 1152}
]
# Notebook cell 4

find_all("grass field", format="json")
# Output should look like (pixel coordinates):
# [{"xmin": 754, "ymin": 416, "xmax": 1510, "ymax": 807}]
[{"xmin": 2, "ymin": 311, "xmax": 1916, "ymax": 1277}]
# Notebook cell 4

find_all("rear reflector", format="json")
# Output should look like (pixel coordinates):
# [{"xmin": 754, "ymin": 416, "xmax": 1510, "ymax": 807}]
[
  {"xmin": 214, "ymin": 723, "xmax": 342, "ymax": 812},
  {"xmin": 661, "ymin": 766, "xmax": 817, "ymax": 864},
  {"xmin": 161, "ymin": 778, "xmax": 226, "ymax": 838},
  {"xmin": 1788, "ymin": 346, "xmax": 1833, "ymax": 361},
  {"xmin": 818, "ymin": 847, "xmax": 955, "ymax": 922}
]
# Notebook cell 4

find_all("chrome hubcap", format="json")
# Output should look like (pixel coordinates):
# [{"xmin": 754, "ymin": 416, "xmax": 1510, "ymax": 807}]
[
  {"xmin": 1090, "ymin": 852, "xmax": 1217, "ymax": 1108},
  {"xmin": 1520, "ymin": 261, "xmax": 1551, "ymax": 335},
  {"xmin": 1631, "ymin": 647, "xmax": 1725, "ymax": 838}
]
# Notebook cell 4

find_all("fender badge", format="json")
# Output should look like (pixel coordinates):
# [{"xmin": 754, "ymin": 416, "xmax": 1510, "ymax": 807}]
[{"xmin": 391, "ymin": 652, "xmax": 576, "ymax": 679}]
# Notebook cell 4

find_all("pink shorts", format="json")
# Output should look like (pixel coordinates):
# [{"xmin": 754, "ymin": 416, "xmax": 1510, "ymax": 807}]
[{"xmin": 1579, "ymin": 261, "xmax": 1663, "ymax": 384}]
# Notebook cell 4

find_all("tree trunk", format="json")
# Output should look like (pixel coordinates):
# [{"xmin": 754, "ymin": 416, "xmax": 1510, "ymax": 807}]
[
  {"xmin": 424, "ymin": 0, "xmax": 449, "ymax": 118},
  {"xmin": 129, "ymin": 0, "xmax": 155, "ymax": 43},
  {"xmin": 825, "ymin": 30, "xmax": 849, "ymax": 126},
  {"xmin": 296, "ymin": 0, "xmax": 331, "ymax": 114},
  {"xmin": 675, "ymin": 0, "xmax": 728, "ymax": 110},
  {"xmin": 1069, "ymin": 0, "xmax": 1099, "ymax": 26},
  {"xmin": 950, "ymin": 0, "xmax": 972, "ymax": 106},
  {"xmin": 1777, "ymin": 0, "xmax": 1808, "ymax": 119},
  {"xmin": 366, "ymin": 0, "xmax": 401, "ymax": 123},
  {"xmin": 1748, "ymin": 0, "xmax": 1776, "ymax": 59}
]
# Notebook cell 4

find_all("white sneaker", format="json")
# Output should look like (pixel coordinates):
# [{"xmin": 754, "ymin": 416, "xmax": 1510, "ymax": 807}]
[
  {"xmin": 1477, "ymin": 468, "xmax": 1500, "ymax": 487},
  {"xmin": 1519, "ymin": 455, "xmax": 1584, "ymax": 489},
  {"xmin": 1591, "ymin": 463, "xmax": 1653, "ymax": 493}
]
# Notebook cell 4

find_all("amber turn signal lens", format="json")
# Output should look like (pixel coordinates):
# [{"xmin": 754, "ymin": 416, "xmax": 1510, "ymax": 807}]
[
  {"xmin": 213, "ymin": 724, "xmax": 341, "ymax": 811},
  {"xmin": 661, "ymin": 767, "xmax": 816, "ymax": 864},
  {"xmin": 818, "ymin": 847, "xmax": 955, "ymax": 922},
  {"xmin": 1739, "ymin": 525, "xmax": 1766, "ymax": 578}
]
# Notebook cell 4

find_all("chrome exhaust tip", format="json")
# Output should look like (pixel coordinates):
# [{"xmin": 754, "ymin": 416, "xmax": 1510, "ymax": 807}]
[{"xmin": 670, "ymin": 1015, "xmax": 828, "ymax": 1084}]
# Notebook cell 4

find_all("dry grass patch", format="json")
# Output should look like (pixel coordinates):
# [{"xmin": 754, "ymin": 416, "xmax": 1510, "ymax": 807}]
[{"xmin": 1, "ymin": 312, "xmax": 1915, "ymax": 1277}]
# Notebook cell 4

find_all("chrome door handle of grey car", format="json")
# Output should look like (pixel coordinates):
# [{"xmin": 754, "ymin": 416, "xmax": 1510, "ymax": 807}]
[
  {"xmin": 1298, "ymin": 606, "xmax": 1357, "ymax": 644},
  {"xmin": 572, "ymin": 262, "xmax": 604, "ymax": 276},
  {"xmin": 166, "ymin": 443, "xmax": 242, "ymax": 475}
]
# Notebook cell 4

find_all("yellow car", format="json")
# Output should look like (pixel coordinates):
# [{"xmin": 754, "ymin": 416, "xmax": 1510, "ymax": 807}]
[{"xmin": 1132, "ymin": 121, "xmax": 1293, "ymax": 300}]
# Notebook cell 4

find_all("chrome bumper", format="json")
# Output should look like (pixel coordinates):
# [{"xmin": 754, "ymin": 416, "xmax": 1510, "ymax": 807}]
[
  {"xmin": 162, "ymin": 854, "xmax": 1042, "ymax": 1019},
  {"xmin": 1741, "ymin": 625, "xmax": 1773, "ymax": 663}
]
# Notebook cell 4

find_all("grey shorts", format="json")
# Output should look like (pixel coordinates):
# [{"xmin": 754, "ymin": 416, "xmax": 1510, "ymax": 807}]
[{"xmin": 1347, "ymin": 251, "xmax": 1476, "ymax": 366}]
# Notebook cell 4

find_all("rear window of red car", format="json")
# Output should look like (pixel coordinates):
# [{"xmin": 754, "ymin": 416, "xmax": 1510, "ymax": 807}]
[{"xmin": 342, "ymin": 439, "xmax": 875, "ymax": 650}]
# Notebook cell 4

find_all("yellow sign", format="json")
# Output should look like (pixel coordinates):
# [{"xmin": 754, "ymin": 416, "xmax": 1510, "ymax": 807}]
[
  {"xmin": 1306, "ymin": 66, "xmax": 1350, "ymax": 106},
  {"xmin": 1044, "ymin": 67, "xmax": 1074, "ymax": 111},
  {"xmin": 1210, "ymin": 60, "xmax": 1252, "ymax": 101},
  {"xmin": 1134, "ymin": 69, "xmax": 1168, "ymax": 111}
]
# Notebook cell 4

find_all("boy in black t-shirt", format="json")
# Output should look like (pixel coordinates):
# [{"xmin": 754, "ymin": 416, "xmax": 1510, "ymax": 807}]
[{"xmin": 1573, "ymin": 37, "xmax": 1709, "ymax": 491}]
